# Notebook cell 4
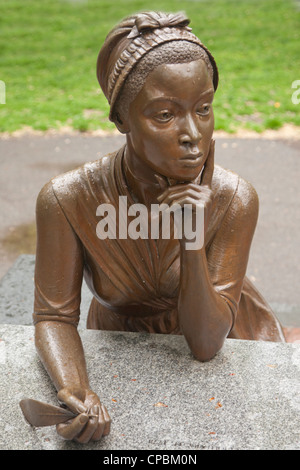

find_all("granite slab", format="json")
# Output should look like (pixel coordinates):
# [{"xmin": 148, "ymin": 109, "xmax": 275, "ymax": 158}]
[
  {"xmin": 0, "ymin": 255, "xmax": 92, "ymax": 328},
  {"xmin": 0, "ymin": 324, "xmax": 299, "ymax": 450}
]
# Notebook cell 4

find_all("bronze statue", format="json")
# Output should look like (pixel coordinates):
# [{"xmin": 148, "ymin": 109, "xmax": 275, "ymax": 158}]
[{"xmin": 24, "ymin": 11, "xmax": 291, "ymax": 442}]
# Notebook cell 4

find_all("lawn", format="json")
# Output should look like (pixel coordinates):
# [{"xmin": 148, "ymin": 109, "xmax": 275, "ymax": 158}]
[{"xmin": 0, "ymin": 0, "xmax": 299, "ymax": 133}]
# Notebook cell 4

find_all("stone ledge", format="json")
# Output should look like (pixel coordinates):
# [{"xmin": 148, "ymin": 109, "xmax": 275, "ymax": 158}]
[
  {"xmin": 0, "ymin": 324, "xmax": 299, "ymax": 450},
  {"xmin": 0, "ymin": 255, "xmax": 91, "ymax": 328}
]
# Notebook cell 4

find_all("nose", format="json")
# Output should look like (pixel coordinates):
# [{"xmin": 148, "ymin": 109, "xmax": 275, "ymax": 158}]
[{"xmin": 178, "ymin": 114, "xmax": 202, "ymax": 147}]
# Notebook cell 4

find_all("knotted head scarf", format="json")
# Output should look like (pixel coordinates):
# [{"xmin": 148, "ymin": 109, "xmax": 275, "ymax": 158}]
[{"xmin": 97, "ymin": 11, "xmax": 219, "ymax": 122}]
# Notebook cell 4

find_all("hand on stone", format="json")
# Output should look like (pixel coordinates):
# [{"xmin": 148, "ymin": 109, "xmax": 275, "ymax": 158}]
[{"xmin": 56, "ymin": 386, "xmax": 111, "ymax": 443}]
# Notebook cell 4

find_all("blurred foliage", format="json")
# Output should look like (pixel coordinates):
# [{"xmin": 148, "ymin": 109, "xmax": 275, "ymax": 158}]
[{"xmin": 0, "ymin": 0, "xmax": 299, "ymax": 133}]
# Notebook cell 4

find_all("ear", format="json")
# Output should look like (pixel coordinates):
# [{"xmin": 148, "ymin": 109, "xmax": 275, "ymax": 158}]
[{"xmin": 114, "ymin": 112, "xmax": 130, "ymax": 134}]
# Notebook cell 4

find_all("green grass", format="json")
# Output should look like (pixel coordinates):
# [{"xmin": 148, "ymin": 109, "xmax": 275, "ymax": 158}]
[{"xmin": 0, "ymin": 0, "xmax": 299, "ymax": 133}]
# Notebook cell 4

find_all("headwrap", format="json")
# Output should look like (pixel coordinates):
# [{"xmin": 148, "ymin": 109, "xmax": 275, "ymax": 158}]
[{"xmin": 97, "ymin": 11, "xmax": 219, "ymax": 121}]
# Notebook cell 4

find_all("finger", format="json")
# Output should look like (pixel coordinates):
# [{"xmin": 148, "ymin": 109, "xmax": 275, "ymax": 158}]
[
  {"xmin": 157, "ymin": 183, "xmax": 210, "ymax": 203},
  {"xmin": 158, "ymin": 188, "xmax": 210, "ymax": 206},
  {"xmin": 57, "ymin": 389, "xmax": 87, "ymax": 414},
  {"xmin": 56, "ymin": 413, "xmax": 89, "ymax": 441},
  {"xmin": 201, "ymin": 139, "xmax": 215, "ymax": 187},
  {"xmin": 75, "ymin": 405, "xmax": 101, "ymax": 444},
  {"xmin": 90, "ymin": 405, "xmax": 107, "ymax": 441},
  {"xmin": 101, "ymin": 405, "xmax": 111, "ymax": 437},
  {"xmin": 169, "ymin": 198, "xmax": 208, "ymax": 211},
  {"xmin": 154, "ymin": 174, "xmax": 169, "ymax": 190}
]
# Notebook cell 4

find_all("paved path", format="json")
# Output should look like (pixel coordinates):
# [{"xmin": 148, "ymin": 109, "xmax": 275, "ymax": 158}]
[{"xmin": 0, "ymin": 132, "xmax": 299, "ymax": 325}]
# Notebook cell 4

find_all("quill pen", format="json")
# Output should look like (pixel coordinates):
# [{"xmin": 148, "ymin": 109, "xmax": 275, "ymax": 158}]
[{"xmin": 20, "ymin": 398, "xmax": 76, "ymax": 427}]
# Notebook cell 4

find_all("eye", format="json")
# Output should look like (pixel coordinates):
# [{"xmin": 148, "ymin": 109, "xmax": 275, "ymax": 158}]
[
  {"xmin": 196, "ymin": 104, "xmax": 211, "ymax": 116},
  {"xmin": 153, "ymin": 110, "xmax": 173, "ymax": 123}
]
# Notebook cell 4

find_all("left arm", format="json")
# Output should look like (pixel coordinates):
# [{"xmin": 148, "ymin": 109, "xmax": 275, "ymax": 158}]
[
  {"xmin": 158, "ymin": 141, "xmax": 259, "ymax": 361},
  {"xmin": 178, "ymin": 245, "xmax": 233, "ymax": 361}
]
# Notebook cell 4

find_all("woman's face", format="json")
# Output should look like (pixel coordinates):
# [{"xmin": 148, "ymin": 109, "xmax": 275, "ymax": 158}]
[{"xmin": 126, "ymin": 59, "xmax": 214, "ymax": 182}]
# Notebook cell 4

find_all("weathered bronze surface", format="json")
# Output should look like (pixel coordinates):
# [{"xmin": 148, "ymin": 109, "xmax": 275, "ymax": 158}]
[{"xmin": 21, "ymin": 11, "xmax": 294, "ymax": 442}]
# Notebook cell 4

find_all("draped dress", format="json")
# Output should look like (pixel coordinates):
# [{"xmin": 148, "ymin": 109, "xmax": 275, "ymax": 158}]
[{"xmin": 33, "ymin": 146, "xmax": 285, "ymax": 342}]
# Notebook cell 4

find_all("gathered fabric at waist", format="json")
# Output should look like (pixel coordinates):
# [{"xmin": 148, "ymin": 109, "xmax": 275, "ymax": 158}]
[
  {"xmin": 86, "ymin": 297, "xmax": 182, "ymax": 335},
  {"xmin": 86, "ymin": 277, "xmax": 286, "ymax": 342}
]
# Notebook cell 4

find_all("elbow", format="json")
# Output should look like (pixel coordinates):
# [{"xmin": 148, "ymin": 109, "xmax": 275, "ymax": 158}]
[
  {"xmin": 191, "ymin": 348, "xmax": 219, "ymax": 363},
  {"xmin": 187, "ymin": 339, "xmax": 224, "ymax": 362}
]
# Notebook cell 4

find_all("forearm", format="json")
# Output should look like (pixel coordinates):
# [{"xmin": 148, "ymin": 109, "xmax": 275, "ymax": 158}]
[
  {"xmin": 35, "ymin": 321, "xmax": 90, "ymax": 392},
  {"xmin": 178, "ymin": 245, "xmax": 233, "ymax": 361}
]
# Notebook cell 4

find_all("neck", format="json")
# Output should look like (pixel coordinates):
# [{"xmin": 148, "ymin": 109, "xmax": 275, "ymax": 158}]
[
  {"xmin": 122, "ymin": 141, "xmax": 203, "ymax": 206},
  {"xmin": 123, "ymin": 145, "xmax": 168, "ymax": 207}
]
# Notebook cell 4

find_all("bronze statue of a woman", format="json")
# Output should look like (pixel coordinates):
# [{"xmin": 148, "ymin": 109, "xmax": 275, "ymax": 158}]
[{"xmin": 32, "ymin": 12, "xmax": 287, "ymax": 442}]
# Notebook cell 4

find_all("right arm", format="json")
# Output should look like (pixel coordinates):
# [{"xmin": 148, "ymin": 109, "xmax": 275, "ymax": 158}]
[
  {"xmin": 35, "ymin": 321, "xmax": 110, "ymax": 442},
  {"xmin": 34, "ymin": 182, "xmax": 110, "ymax": 442}
]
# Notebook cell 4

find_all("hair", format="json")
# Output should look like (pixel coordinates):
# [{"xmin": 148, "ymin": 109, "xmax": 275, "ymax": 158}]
[
  {"xmin": 114, "ymin": 40, "xmax": 214, "ymax": 123},
  {"xmin": 96, "ymin": 11, "xmax": 219, "ymax": 124}
]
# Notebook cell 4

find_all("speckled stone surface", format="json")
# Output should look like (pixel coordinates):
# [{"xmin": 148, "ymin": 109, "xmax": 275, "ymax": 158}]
[
  {"xmin": 0, "ymin": 255, "xmax": 92, "ymax": 328},
  {"xmin": 0, "ymin": 324, "xmax": 299, "ymax": 450}
]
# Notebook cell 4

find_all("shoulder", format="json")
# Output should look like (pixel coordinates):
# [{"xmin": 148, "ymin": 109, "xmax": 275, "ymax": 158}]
[
  {"xmin": 37, "ymin": 151, "xmax": 117, "ymax": 207},
  {"xmin": 212, "ymin": 164, "xmax": 258, "ymax": 213},
  {"xmin": 234, "ymin": 173, "xmax": 259, "ymax": 219},
  {"xmin": 52, "ymin": 153, "xmax": 114, "ymax": 194},
  {"xmin": 211, "ymin": 164, "xmax": 239, "ymax": 202},
  {"xmin": 212, "ymin": 165, "xmax": 259, "ymax": 230},
  {"xmin": 36, "ymin": 179, "xmax": 58, "ymax": 213}
]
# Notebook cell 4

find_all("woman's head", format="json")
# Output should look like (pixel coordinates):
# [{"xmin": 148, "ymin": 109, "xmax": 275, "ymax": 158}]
[
  {"xmin": 124, "ymin": 58, "xmax": 215, "ymax": 182},
  {"xmin": 97, "ymin": 11, "xmax": 219, "ymax": 126}
]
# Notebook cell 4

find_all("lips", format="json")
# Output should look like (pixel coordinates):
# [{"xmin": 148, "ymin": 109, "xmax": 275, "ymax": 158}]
[{"xmin": 180, "ymin": 153, "xmax": 204, "ymax": 167}]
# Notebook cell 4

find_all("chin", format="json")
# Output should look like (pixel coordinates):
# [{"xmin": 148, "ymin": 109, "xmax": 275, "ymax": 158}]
[{"xmin": 169, "ymin": 166, "xmax": 204, "ymax": 183}]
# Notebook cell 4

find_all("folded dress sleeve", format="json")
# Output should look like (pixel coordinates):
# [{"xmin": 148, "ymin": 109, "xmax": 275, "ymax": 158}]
[
  {"xmin": 206, "ymin": 176, "xmax": 259, "ymax": 330},
  {"xmin": 33, "ymin": 181, "xmax": 84, "ymax": 326}
]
